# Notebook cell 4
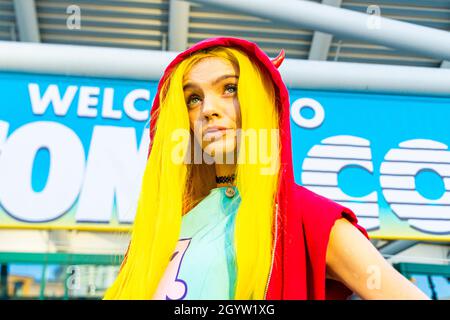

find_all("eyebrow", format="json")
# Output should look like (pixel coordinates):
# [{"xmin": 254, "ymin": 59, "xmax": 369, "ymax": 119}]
[{"xmin": 183, "ymin": 74, "xmax": 239, "ymax": 91}]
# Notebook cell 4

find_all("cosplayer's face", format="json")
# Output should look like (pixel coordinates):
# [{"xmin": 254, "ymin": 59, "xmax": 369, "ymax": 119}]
[{"xmin": 183, "ymin": 57, "xmax": 241, "ymax": 160}]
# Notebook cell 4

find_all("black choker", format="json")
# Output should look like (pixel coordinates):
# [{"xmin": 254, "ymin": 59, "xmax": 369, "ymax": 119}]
[{"xmin": 215, "ymin": 174, "xmax": 236, "ymax": 184}]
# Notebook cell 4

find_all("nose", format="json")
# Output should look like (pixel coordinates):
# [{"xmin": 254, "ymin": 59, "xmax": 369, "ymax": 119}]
[{"xmin": 201, "ymin": 96, "xmax": 221, "ymax": 121}]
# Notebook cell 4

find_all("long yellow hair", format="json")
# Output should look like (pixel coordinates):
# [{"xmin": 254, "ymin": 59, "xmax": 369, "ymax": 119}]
[{"xmin": 104, "ymin": 46, "xmax": 280, "ymax": 300}]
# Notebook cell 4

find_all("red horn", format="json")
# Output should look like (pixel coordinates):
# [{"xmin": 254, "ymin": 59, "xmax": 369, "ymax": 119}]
[{"xmin": 271, "ymin": 49, "xmax": 285, "ymax": 69}]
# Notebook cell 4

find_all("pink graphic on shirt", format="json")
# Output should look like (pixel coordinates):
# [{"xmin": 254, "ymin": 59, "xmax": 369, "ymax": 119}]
[{"xmin": 152, "ymin": 238, "xmax": 191, "ymax": 300}]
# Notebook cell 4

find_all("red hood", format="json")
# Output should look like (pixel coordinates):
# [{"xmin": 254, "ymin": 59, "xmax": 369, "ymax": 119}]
[
  {"xmin": 147, "ymin": 37, "xmax": 369, "ymax": 300},
  {"xmin": 149, "ymin": 37, "xmax": 295, "ymax": 196}
]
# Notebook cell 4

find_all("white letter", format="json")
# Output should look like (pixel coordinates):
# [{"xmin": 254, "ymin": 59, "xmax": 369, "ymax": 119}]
[
  {"xmin": 123, "ymin": 89, "xmax": 150, "ymax": 121},
  {"xmin": 0, "ymin": 122, "xmax": 85, "ymax": 222},
  {"xmin": 66, "ymin": 5, "xmax": 81, "ymax": 30},
  {"xmin": 78, "ymin": 86, "xmax": 99, "ymax": 118},
  {"xmin": 76, "ymin": 126, "xmax": 149, "ymax": 223},
  {"xmin": 380, "ymin": 139, "xmax": 450, "ymax": 234},
  {"xmin": 66, "ymin": 266, "xmax": 81, "ymax": 290},
  {"xmin": 301, "ymin": 135, "xmax": 380, "ymax": 231},
  {"xmin": 28, "ymin": 83, "xmax": 78, "ymax": 116},
  {"xmin": 367, "ymin": 5, "xmax": 382, "ymax": 30},
  {"xmin": 171, "ymin": 129, "xmax": 190, "ymax": 165},
  {"xmin": 290, "ymin": 98, "xmax": 325, "ymax": 129},
  {"xmin": 101, "ymin": 88, "xmax": 122, "ymax": 120},
  {"xmin": 366, "ymin": 265, "xmax": 381, "ymax": 290}
]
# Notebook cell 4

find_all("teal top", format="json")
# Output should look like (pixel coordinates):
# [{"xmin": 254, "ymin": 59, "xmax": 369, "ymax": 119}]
[{"xmin": 153, "ymin": 186, "xmax": 241, "ymax": 300}]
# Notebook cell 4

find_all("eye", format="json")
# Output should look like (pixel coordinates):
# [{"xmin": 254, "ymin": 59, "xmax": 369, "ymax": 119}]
[
  {"xmin": 187, "ymin": 94, "xmax": 201, "ymax": 107},
  {"xmin": 224, "ymin": 84, "xmax": 237, "ymax": 94}
]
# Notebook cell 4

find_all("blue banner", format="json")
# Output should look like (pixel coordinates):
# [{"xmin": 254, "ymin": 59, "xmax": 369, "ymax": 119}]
[
  {"xmin": 1, "ymin": 71, "xmax": 449, "ymax": 240},
  {"xmin": 0, "ymin": 72, "xmax": 152, "ymax": 230},
  {"xmin": 290, "ymin": 90, "xmax": 450, "ymax": 241}
]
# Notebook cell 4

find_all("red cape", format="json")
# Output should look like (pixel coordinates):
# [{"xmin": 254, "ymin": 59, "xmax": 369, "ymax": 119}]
[{"xmin": 148, "ymin": 37, "xmax": 369, "ymax": 300}]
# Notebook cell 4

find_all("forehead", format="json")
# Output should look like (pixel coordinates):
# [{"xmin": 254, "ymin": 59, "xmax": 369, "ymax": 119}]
[{"xmin": 183, "ymin": 57, "xmax": 238, "ymax": 84}]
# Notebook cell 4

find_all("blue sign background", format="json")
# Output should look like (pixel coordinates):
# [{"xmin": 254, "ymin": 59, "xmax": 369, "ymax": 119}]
[
  {"xmin": 1, "ymin": 71, "xmax": 449, "ymax": 240},
  {"xmin": 289, "ymin": 89, "xmax": 450, "ymax": 240}
]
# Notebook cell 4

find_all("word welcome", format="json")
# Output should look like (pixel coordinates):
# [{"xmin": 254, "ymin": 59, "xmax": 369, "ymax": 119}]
[{"xmin": 28, "ymin": 83, "xmax": 151, "ymax": 121}]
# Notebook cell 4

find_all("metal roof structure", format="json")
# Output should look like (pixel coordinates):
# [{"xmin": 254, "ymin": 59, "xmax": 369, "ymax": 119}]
[
  {"xmin": 1, "ymin": 0, "xmax": 449, "ymax": 67},
  {"xmin": 0, "ymin": 0, "xmax": 16, "ymax": 41},
  {"xmin": 0, "ymin": 0, "xmax": 448, "ymax": 257},
  {"xmin": 334, "ymin": 0, "xmax": 450, "ymax": 66}
]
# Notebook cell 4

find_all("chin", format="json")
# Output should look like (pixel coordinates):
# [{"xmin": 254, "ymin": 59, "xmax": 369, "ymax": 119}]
[{"xmin": 204, "ymin": 138, "xmax": 237, "ymax": 163}]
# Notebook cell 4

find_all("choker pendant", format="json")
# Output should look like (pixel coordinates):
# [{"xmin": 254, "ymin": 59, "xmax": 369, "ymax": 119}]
[
  {"xmin": 225, "ymin": 186, "xmax": 235, "ymax": 198},
  {"xmin": 216, "ymin": 174, "xmax": 236, "ymax": 198}
]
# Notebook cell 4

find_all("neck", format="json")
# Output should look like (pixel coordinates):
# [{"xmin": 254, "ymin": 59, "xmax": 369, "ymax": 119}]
[{"xmin": 215, "ymin": 163, "xmax": 236, "ymax": 187}]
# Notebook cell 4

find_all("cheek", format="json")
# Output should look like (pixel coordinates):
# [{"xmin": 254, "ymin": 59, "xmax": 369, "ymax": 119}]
[
  {"xmin": 188, "ymin": 110, "xmax": 197, "ymax": 128},
  {"xmin": 188, "ymin": 111, "xmax": 202, "ymax": 140},
  {"xmin": 233, "ymin": 98, "xmax": 241, "ymax": 128}
]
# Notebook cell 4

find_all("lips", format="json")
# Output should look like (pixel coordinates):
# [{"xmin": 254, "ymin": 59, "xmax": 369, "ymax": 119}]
[
  {"xmin": 204, "ymin": 126, "xmax": 227, "ymax": 134},
  {"xmin": 203, "ymin": 126, "xmax": 229, "ymax": 140}
]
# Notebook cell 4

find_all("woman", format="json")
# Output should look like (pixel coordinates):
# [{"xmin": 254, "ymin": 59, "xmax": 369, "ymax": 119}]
[{"xmin": 104, "ymin": 37, "xmax": 428, "ymax": 300}]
